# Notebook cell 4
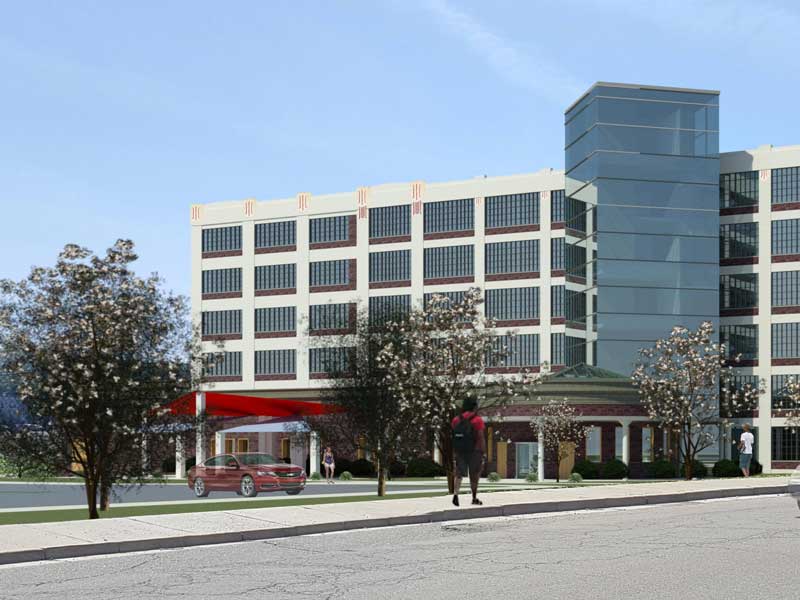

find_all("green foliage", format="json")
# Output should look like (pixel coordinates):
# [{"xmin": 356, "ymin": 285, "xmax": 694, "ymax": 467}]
[
  {"xmin": 749, "ymin": 459, "xmax": 763, "ymax": 475},
  {"xmin": 406, "ymin": 456, "xmax": 446, "ymax": 477},
  {"xmin": 682, "ymin": 459, "xmax": 708, "ymax": 478},
  {"xmin": 568, "ymin": 472, "xmax": 583, "ymax": 483},
  {"xmin": 339, "ymin": 471, "xmax": 353, "ymax": 480},
  {"xmin": 349, "ymin": 458, "xmax": 376, "ymax": 478},
  {"xmin": 487, "ymin": 471, "xmax": 501, "ymax": 482},
  {"xmin": 525, "ymin": 470, "xmax": 538, "ymax": 483},
  {"xmin": 309, "ymin": 471, "xmax": 322, "ymax": 481},
  {"xmin": 647, "ymin": 459, "xmax": 678, "ymax": 479},
  {"xmin": 334, "ymin": 458, "xmax": 352, "ymax": 475},
  {"xmin": 389, "ymin": 461, "xmax": 406, "ymax": 478},
  {"xmin": 600, "ymin": 458, "xmax": 628, "ymax": 479},
  {"xmin": 712, "ymin": 459, "xmax": 740, "ymax": 477},
  {"xmin": 572, "ymin": 459, "xmax": 600, "ymax": 479}
]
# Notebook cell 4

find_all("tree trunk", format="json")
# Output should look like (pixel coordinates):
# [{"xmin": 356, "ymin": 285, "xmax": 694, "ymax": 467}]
[
  {"xmin": 555, "ymin": 456, "xmax": 561, "ymax": 483},
  {"xmin": 99, "ymin": 473, "xmax": 111, "ymax": 511},
  {"xmin": 85, "ymin": 477, "xmax": 99, "ymax": 520},
  {"xmin": 377, "ymin": 468, "xmax": 387, "ymax": 497}
]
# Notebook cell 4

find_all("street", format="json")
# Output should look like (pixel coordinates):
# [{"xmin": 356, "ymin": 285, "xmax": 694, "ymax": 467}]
[{"xmin": 0, "ymin": 494, "xmax": 795, "ymax": 599}]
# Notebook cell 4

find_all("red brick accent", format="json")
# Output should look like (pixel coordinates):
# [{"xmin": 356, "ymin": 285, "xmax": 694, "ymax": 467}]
[
  {"xmin": 720, "ymin": 308, "xmax": 758, "ymax": 317},
  {"xmin": 202, "ymin": 375, "xmax": 242, "ymax": 383},
  {"xmin": 485, "ymin": 224, "xmax": 540, "ymax": 236},
  {"xmin": 772, "ymin": 461, "xmax": 800, "ymax": 469},
  {"xmin": 369, "ymin": 280, "xmax": 411, "ymax": 289},
  {"xmin": 255, "ymin": 331, "xmax": 295, "ymax": 339},
  {"xmin": 311, "ymin": 259, "xmax": 357, "ymax": 293},
  {"xmin": 310, "ymin": 216, "xmax": 357, "ymax": 250},
  {"xmin": 423, "ymin": 276, "xmax": 474, "ymax": 286},
  {"xmin": 201, "ymin": 334, "xmax": 242, "ymax": 342},
  {"xmin": 773, "ymin": 254, "xmax": 800, "ymax": 263},
  {"xmin": 491, "ymin": 318, "xmax": 540, "ymax": 328},
  {"xmin": 772, "ymin": 358, "xmax": 800, "ymax": 366},
  {"xmin": 550, "ymin": 317, "xmax": 566, "ymax": 325},
  {"xmin": 720, "ymin": 206, "xmax": 757, "ymax": 216},
  {"xmin": 551, "ymin": 222, "xmax": 565, "ymax": 230},
  {"xmin": 551, "ymin": 270, "xmax": 565, "ymax": 278},
  {"xmin": 566, "ymin": 275, "xmax": 586, "ymax": 285},
  {"xmin": 202, "ymin": 250, "xmax": 242, "ymax": 259},
  {"xmin": 370, "ymin": 235, "xmax": 411, "ymax": 245},
  {"xmin": 423, "ymin": 230, "xmax": 474, "ymax": 240},
  {"xmin": 485, "ymin": 272, "xmax": 540, "ymax": 282},
  {"xmin": 486, "ymin": 366, "xmax": 540, "ymax": 374},
  {"xmin": 202, "ymin": 292, "xmax": 243, "ymax": 300},
  {"xmin": 772, "ymin": 306, "xmax": 800, "ymax": 314},
  {"xmin": 721, "ymin": 256, "xmax": 758, "ymax": 266},
  {"xmin": 255, "ymin": 245, "xmax": 296, "ymax": 254},
  {"xmin": 772, "ymin": 202, "xmax": 800, "ymax": 212},
  {"xmin": 310, "ymin": 304, "xmax": 357, "ymax": 336},
  {"xmin": 255, "ymin": 288, "xmax": 296, "ymax": 296},
  {"xmin": 255, "ymin": 374, "xmax": 297, "ymax": 381}
]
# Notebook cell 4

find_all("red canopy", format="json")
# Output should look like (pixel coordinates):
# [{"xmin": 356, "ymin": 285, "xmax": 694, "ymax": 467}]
[{"xmin": 168, "ymin": 391, "xmax": 341, "ymax": 418}]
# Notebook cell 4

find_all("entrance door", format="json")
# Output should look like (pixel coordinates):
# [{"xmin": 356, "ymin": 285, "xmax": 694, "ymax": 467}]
[
  {"xmin": 496, "ymin": 441, "xmax": 508, "ymax": 478},
  {"xmin": 515, "ymin": 442, "xmax": 537, "ymax": 479},
  {"xmin": 558, "ymin": 441, "xmax": 576, "ymax": 480}
]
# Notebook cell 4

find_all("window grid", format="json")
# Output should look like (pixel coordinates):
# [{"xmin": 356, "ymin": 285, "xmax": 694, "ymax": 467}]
[
  {"xmin": 566, "ymin": 336, "xmax": 586, "ymax": 366},
  {"xmin": 719, "ymin": 171, "xmax": 758, "ymax": 209},
  {"xmin": 369, "ymin": 250, "xmax": 411, "ymax": 283},
  {"xmin": 485, "ymin": 192, "xmax": 539, "ymax": 229},
  {"xmin": 551, "ymin": 333, "xmax": 565, "ymax": 365},
  {"xmin": 551, "ymin": 238, "xmax": 565, "ymax": 271},
  {"xmin": 489, "ymin": 334, "xmax": 540, "ymax": 368},
  {"xmin": 772, "ymin": 323, "xmax": 800, "ymax": 359},
  {"xmin": 202, "ymin": 268, "xmax": 242, "ymax": 294},
  {"xmin": 255, "ymin": 221, "xmax": 296, "ymax": 248},
  {"xmin": 255, "ymin": 264, "xmax": 296, "ymax": 290},
  {"xmin": 202, "ymin": 226, "xmax": 242, "ymax": 253},
  {"xmin": 423, "ymin": 199, "xmax": 474, "ymax": 234},
  {"xmin": 369, "ymin": 205, "xmax": 411, "ymax": 238},
  {"xmin": 551, "ymin": 189, "xmax": 565, "ymax": 223},
  {"xmin": 485, "ymin": 240, "xmax": 539, "ymax": 275},
  {"xmin": 485, "ymin": 287, "xmax": 539, "ymax": 321},
  {"xmin": 310, "ymin": 216, "xmax": 350, "ymax": 244},
  {"xmin": 720, "ymin": 325, "xmax": 758, "ymax": 361},
  {"xmin": 423, "ymin": 245, "xmax": 474, "ymax": 279},
  {"xmin": 255, "ymin": 350, "xmax": 296, "ymax": 375},
  {"xmin": 309, "ymin": 347, "xmax": 353, "ymax": 374},
  {"xmin": 204, "ymin": 352, "xmax": 241, "ymax": 377},
  {"xmin": 772, "ymin": 271, "xmax": 800, "ymax": 307},
  {"xmin": 772, "ymin": 218, "xmax": 800, "ymax": 256},
  {"xmin": 551, "ymin": 286, "xmax": 565, "ymax": 318},
  {"xmin": 255, "ymin": 306, "xmax": 296, "ymax": 333},
  {"xmin": 310, "ymin": 259, "xmax": 350, "ymax": 287},
  {"xmin": 719, "ymin": 273, "xmax": 758, "ymax": 309},
  {"xmin": 772, "ymin": 427, "xmax": 800, "ymax": 461},
  {"xmin": 772, "ymin": 167, "xmax": 800, "ymax": 205},
  {"xmin": 201, "ymin": 310, "xmax": 242, "ymax": 336},
  {"xmin": 369, "ymin": 295, "xmax": 411, "ymax": 325},
  {"xmin": 720, "ymin": 222, "xmax": 758, "ymax": 259},
  {"xmin": 772, "ymin": 375, "xmax": 800, "ymax": 410},
  {"xmin": 310, "ymin": 303, "xmax": 351, "ymax": 331}
]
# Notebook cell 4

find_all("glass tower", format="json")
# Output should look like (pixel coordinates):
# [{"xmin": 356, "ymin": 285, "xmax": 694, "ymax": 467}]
[{"xmin": 564, "ymin": 83, "xmax": 720, "ymax": 375}]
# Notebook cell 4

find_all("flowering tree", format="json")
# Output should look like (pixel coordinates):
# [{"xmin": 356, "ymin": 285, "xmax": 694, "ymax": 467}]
[
  {"xmin": 0, "ymin": 241, "xmax": 199, "ymax": 518},
  {"xmin": 632, "ymin": 321, "xmax": 761, "ymax": 479},
  {"xmin": 376, "ymin": 288, "xmax": 519, "ymax": 492},
  {"xmin": 775, "ymin": 377, "xmax": 800, "ymax": 427},
  {"xmin": 533, "ymin": 398, "xmax": 588, "ymax": 482}
]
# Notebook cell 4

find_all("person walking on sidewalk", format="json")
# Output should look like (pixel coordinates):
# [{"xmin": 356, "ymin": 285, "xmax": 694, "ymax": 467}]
[
  {"xmin": 451, "ymin": 397, "xmax": 486, "ymax": 507},
  {"xmin": 739, "ymin": 424, "xmax": 755, "ymax": 477},
  {"xmin": 323, "ymin": 446, "xmax": 336, "ymax": 483}
]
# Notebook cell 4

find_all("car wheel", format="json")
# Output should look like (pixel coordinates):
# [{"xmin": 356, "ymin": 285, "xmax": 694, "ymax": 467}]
[
  {"xmin": 240, "ymin": 475, "xmax": 258, "ymax": 497},
  {"xmin": 193, "ymin": 478, "xmax": 209, "ymax": 498},
  {"xmin": 285, "ymin": 489, "xmax": 302, "ymax": 495}
]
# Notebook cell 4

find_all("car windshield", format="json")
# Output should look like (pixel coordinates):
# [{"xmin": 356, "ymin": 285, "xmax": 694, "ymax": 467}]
[{"xmin": 237, "ymin": 453, "xmax": 279, "ymax": 465}]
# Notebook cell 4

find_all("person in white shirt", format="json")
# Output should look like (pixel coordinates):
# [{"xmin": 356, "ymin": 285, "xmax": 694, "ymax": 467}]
[{"xmin": 738, "ymin": 424, "xmax": 755, "ymax": 477}]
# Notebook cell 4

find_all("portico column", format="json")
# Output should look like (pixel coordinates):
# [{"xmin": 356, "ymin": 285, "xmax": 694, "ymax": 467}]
[
  {"xmin": 195, "ymin": 391, "xmax": 206, "ymax": 464},
  {"xmin": 175, "ymin": 437, "xmax": 186, "ymax": 479},
  {"xmin": 537, "ymin": 423, "xmax": 545, "ymax": 481},
  {"xmin": 310, "ymin": 432, "xmax": 320, "ymax": 475},
  {"xmin": 433, "ymin": 432, "xmax": 442, "ymax": 464},
  {"xmin": 621, "ymin": 420, "xmax": 631, "ymax": 472},
  {"xmin": 215, "ymin": 431, "xmax": 224, "ymax": 457},
  {"xmin": 258, "ymin": 432, "xmax": 267, "ymax": 453}
]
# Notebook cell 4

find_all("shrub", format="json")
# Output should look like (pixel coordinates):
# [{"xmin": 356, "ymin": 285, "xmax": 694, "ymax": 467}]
[
  {"xmin": 185, "ymin": 457, "xmax": 196, "ymax": 471},
  {"xmin": 525, "ymin": 471, "xmax": 538, "ymax": 483},
  {"xmin": 406, "ymin": 456, "xmax": 446, "ymax": 477},
  {"xmin": 310, "ymin": 471, "xmax": 322, "ymax": 481},
  {"xmin": 339, "ymin": 471, "xmax": 353, "ymax": 480},
  {"xmin": 572, "ymin": 459, "xmax": 600, "ymax": 479},
  {"xmin": 600, "ymin": 458, "xmax": 628, "ymax": 479},
  {"xmin": 349, "ymin": 458, "xmax": 376, "ymax": 478},
  {"xmin": 389, "ymin": 461, "xmax": 406, "ymax": 478},
  {"xmin": 682, "ymin": 459, "xmax": 708, "ymax": 479},
  {"xmin": 712, "ymin": 459, "xmax": 740, "ymax": 478},
  {"xmin": 647, "ymin": 459, "xmax": 677, "ymax": 479},
  {"xmin": 568, "ymin": 472, "xmax": 583, "ymax": 483},
  {"xmin": 487, "ymin": 472, "xmax": 501, "ymax": 482},
  {"xmin": 749, "ymin": 458, "xmax": 763, "ymax": 476},
  {"xmin": 334, "ymin": 458, "xmax": 352, "ymax": 475}
]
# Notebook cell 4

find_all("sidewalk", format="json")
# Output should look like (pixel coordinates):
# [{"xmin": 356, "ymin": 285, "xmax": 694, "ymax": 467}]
[{"xmin": 0, "ymin": 477, "xmax": 788, "ymax": 566}]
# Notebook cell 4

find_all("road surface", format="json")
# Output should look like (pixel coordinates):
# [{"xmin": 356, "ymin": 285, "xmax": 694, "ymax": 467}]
[{"xmin": 0, "ymin": 494, "xmax": 795, "ymax": 599}]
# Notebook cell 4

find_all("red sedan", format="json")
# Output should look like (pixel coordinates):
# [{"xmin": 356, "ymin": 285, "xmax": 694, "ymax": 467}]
[{"xmin": 188, "ymin": 453, "xmax": 306, "ymax": 498}]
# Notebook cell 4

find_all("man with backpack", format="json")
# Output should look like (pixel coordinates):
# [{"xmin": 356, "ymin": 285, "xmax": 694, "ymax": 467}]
[{"xmin": 451, "ymin": 397, "xmax": 486, "ymax": 506}]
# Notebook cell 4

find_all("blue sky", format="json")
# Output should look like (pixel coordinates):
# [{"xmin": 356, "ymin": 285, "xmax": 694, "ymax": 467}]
[{"xmin": 2, "ymin": 0, "xmax": 799, "ymax": 297}]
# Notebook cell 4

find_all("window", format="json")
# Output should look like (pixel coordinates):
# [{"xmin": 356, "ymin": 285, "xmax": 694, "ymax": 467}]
[
  {"xmin": 369, "ymin": 295, "xmax": 411, "ymax": 325},
  {"xmin": 551, "ymin": 286, "xmax": 565, "ymax": 318},
  {"xmin": 310, "ymin": 215, "xmax": 350, "ymax": 244},
  {"xmin": 488, "ymin": 334, "xmax": 539, "ymax": 368},
  {"xmin": 255, "ymin": 264, "xmax": 295, "ymax": 291},
  {"xmin": 566, "ymin": 243, "xmax": 588, "ymax": 279},
  {"xmin": 202, "ymin": 268, "xmax": 242, "ymax": 294},
  {"xmin": 725, "ymin": 375, "xmax": 760, "ymax": 417},
  {"xmin": 310, "ymin": 303, "xmax": 351, "ymax": 332},
  {"xmin": 370, "ymin": 205, "xmax": 410, "ymax": 239},
  {"xmin": 566, "ymin": 197, "xmax": 588, "ymax": 233},
  {"xmin": 771, "ymin": 375, "xmax": 800, "ymax": 410},
  {"xmin": 255, "ymin": 221, "xmax": 296, "ymax": 249},
  {"xmin": 772, "ymin": 271, "xmax": 800, "ymax": 307},
  {"xmin": 201, "ymin": 310, "xmax": 242, "ymax": 336},
  {"xmin": 720, "ymin": 325, "xmax": 758, "ymax": 361},
  {"xmin": 720, "ymin": 222, "xmax": 758, "ymax": 259},
  {"xmin": 237, "ymin": 438, "xmax": 249, "ymax": 453},
  {"xmin": 772, "ymin": 167, "xmax": 800, "ymax": 206},
  {"xmin": 485, "ymin": 240, "xmax": 539, "ymax": 275},
  {"xmin": 719, "ymin": 273, "xmax": 758, "ymax": 309},
  {"xmin": 485, "ymin": 192, "xmax": 539, "ymax": 229},
  {"xmin": 224, "ymin": 439, "xmax": 234, "ymax": 454},
  {"xmin": 720, "ymin": 171, "xmax": 758, "ymax": 209},
  {"xmin": 310, "ymin": 347, "xmax": 353, "ymax": 375},
  {"xmin": 772, "ymin": 323, "xmax": 800, "ymax": 359},
  {"xmin": 551, "ymin": 189, "xmax": 565, "ymax": 223},
  {"xmin": 203, "ymin": 351, "xmax": 242, "ymax": 378},
  {"xmin": 642, "ymin": 426, "xmax": 654, "ymax": 463},
  {"xmin": 586, "ymin": 427, "xmax": 601, "ymax": 462},
  {"xmin": 202, "ymin": 226, "xmax": 242, "ymax": 253},
  {"xmin": 566, "ymin": 336, "xmax": 586, "ymax": 366},
  {"xmin": 369, "ymin": 250, "xmax": 411, "ymax": 283},
  {"xmin": 551, "ymin": 238, "xmax": 565, "ymax": 271},
  {"xmin": 255, "ymin": 306, "xmax": 296, "ymax": 334},
  {"xmin": 566, "ymin": 290, "xmax": 587, "ymax": 323},
  {"xmin": 485, "ymin": 287, "xmax": 539, "ymax": 322},
  {"xmin": 310, "ymin": 259, "xmax": 350, "ymax": 287},
  {"xmin": 551, "ymin": 333, "xmax": 565, "ymax": 365},
  {"xmin": 424, "ymin": 199, "xmax": 474, "ymax": 234},
  {"xmin": 615, "ymin": 427, "xmax": 624, "ymax": 461},
  {"xmin": 423, "ymin": 290, "xmax": 466, "ymax": 314},
  {"xmin": 772, "ymin": 427, "xmax": 800, "ymax": 461},
  {"xmin": 424, "ymin": 245, "xmax": 474, "ymax": 279},
  {"xmin": 255, "ymin": 350, "xmax": 296, "ymax": 375},
  {"xmin": 280, "ymin": 438, "xmax": 290, "ymax": 460},
  {"xmin": 772, "ymin": 218, "xmax": 800, "ymax": 256}
]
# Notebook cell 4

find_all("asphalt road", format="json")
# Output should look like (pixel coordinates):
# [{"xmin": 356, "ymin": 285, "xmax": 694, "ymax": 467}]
[
  {"xmin": 0, "ymin": 494, "xmax": 796, "ymax": 599},
  {"xmin": 0, "ymin": 481, "xmax": 442, "ymax": 509}
]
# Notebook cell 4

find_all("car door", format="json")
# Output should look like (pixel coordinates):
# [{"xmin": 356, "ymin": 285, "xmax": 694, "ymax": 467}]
[
  {"xmin": 220, "ymin": 454, "xmax": 241, "ymax": 490},
  {"xmin": 202, "ymin": 455, "xmax": 226, "ymax": 489}
]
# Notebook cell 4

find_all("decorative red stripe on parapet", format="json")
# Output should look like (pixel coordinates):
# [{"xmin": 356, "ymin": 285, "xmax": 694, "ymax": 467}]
[
  {"xmin": 760, "ymin": 169, "xmax": 770, "ymax": 181},
  {"xmin": 541, "ymin": 190, "xmax": 550, "ymax": 203},
  {"xmin": 191, "ymin": 205, "xmax": 202, "ymax": 222},
  {"xmin": 357, "ymin": 186, "xmax": 369, "ymax": 220},
  {"xmin": 297, "ymin": 192, "xmax": 311, "ymax": 212},
  {"xmin": 244, "ymin": 198, "xmax": 255, "ymax": 217},
  {"xmin": 411, "ymin": 181, "xmax": 425, "ymax": 215}
]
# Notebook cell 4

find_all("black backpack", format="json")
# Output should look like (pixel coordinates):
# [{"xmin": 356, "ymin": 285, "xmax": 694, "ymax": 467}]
[{"xmin": 453, "ymin": 413, "xmax": 475, "ymax": 455}]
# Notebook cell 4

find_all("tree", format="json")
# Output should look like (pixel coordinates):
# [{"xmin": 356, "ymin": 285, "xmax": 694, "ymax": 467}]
[
  {"xmin": 307, "ymin": 308, "xmax": 426, "ymax": 496},
  {"xmin": 376, "ymin": 288, "xmax": 520, "ymax": 493},
  {"xmin": 775, "ymin": 377, "xmax": 800, "ymax": 428},
  {"xmin": 0, "ymin": 241, "xmax": 199, "ymax": 518},
  {"xmin": 533, "ymin": 398, "xmax": 588, "ymax": 482},
  {"xmin": 631, "ymin": 321, "xmax": 761, "ymax": 480}
]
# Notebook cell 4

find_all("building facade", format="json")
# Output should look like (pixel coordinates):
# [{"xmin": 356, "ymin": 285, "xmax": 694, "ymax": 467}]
[{"xmin": 191, "ymin": 82, "xmax": 800, "ymax": 475}]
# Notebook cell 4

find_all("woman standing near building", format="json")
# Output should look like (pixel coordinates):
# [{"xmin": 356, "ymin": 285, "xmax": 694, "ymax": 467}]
[{"xmin": 323, "ymin": 446, "xmax": 335, "ymax": 483}]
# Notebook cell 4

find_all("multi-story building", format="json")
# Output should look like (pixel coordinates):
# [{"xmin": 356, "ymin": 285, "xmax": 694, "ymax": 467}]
[{"xmin": 191, "ymin": 82, "xmax": 800, "ymax": 477}]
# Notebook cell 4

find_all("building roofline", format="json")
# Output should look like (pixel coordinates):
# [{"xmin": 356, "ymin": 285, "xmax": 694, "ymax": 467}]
[{"xmin": 565, "ymin": 81, "xmax": 720, "ymax": 114}]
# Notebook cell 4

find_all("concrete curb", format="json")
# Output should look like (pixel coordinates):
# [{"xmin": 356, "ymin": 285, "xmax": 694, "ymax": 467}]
[{"xmin": 0, "ymin": 483, "xmax": 787, "ymax": 566}]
